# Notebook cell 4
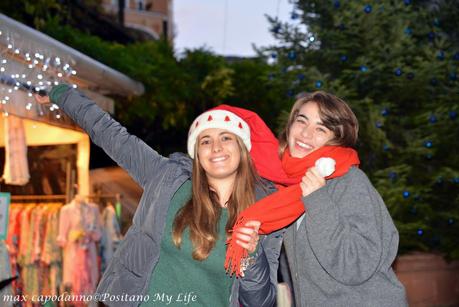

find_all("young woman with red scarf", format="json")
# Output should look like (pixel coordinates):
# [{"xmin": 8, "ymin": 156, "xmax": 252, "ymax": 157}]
[{"xmin": 224, "ymin": 92, "xmax": 408, "ymax": 306}]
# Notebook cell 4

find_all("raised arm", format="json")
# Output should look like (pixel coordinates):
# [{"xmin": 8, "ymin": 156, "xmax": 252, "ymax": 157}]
[
  {"xmin": 43, "ymin": 84, "xmax": 168, "ymax": 188},
  {"xmin": 303, "ymin": 168, "xmax": 385, "ymax": 286}
]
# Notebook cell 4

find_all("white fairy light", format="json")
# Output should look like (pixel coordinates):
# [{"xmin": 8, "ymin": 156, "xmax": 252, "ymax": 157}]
[
  {"xmin": 0, "ymin": 67, "xmax": 5, "ymax": 72},
  {"xmin": 7, "ymin": 44, "xmax": 12, "ymax": 49},
  {"xmin": 13, "ymin": 86, "xmax": 18, "ymax": 90},
  {"xmin": 28, "ymin": 64, "xmax": 33, "ymax": 69},
  {"xmin": 72, "ymin": 84, "xmax": 78, "ymax": 88},
  {"xmin": 71, "ymin": 70, "xmax": 77, "ymax": 75},
  {"xmin": 54, "ymin": 81, "xmax": 59, "ymax": 85},
  {"xmin": 4, "ymin": 112, "xmax": 8, "ymax": 116},
  {"xmin": 57, "ymin": 73, "xmax": 63, "ymax": 78},
  {"xmin": 5, "ymin": 96, "xmax": 10, "ymax": 101},
  {"xmin": 38, "ymin": 81, "xmax": 43, "ymax": 86},
  {"xmin": 1, "ymin": 59, "xmax": 6, "ymax": 64},
  {"xmin": 14, "ymin": 49, "xmax": 20, "ymax": 54},
  {"xmin": 52, "ymin": 103, "xmax": 59, "ymax": 110},
  {"xmin": 26, "ymin": 81, "xmax": 32, "ymax": 86},
  {"xmin": 37, "ymin": 74, "xmax": 43, "ymax": 80},
  {"xmin": 7, "ymin": 89, "xmax": 12, "ymax": 93},
  {"xmin": 56, "ymin": 114, "xmax": 61, "ymax": 119},
  {"xmin": 26, "ymin": 102, "xmax": 33, "ymax": 110},
  {"xmin": 28, "ymin": 92, "xmax": 32, "ymax": 97},
  {"xmin": 21, "ymin": 74, "xmax": 26, "ymax": 78}
]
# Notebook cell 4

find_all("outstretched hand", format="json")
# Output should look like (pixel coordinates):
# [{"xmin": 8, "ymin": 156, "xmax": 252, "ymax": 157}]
[{"xmin": 34, "ymin": 94, "xmax": 50, "ymax": 104}]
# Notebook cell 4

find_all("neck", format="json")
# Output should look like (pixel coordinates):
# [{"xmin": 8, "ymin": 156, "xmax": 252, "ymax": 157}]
[{"xmin": 208, "ymin": 175, "xmax": 236, "ymax": 207}]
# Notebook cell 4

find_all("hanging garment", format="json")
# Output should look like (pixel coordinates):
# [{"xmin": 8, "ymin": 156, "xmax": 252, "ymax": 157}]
[
  {"xmin": 57, "ymin": 200, "xmax": 101, "ymax": 296},
  {"xmin": 0, "ymin": 241, "xmax": 14, "ymax": 307},
  {"xmin": 2, "ymin": 115, "xmax": 30, "ymax": 185},
  {"xmin": 100, "ymin": 204, "xmax": 122, "ymax": 272}
]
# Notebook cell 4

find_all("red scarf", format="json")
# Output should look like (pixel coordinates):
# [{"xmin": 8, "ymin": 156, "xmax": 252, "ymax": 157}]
[{"xmin": 225, "ymin": 146, "xmax": 360, "ymax": 277}]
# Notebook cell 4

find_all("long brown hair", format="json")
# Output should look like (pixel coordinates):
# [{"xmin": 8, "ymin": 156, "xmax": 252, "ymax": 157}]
[
  {"xmin": 172, "ymin": 135, "xmax": 259, "ymax": 261},
  {"xmin": 279, "ymin": 91, "xmax": 359, "ymax": 155}
]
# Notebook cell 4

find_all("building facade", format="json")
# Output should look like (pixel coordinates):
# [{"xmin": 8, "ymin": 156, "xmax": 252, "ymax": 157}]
[{"xmin": 101, "ymin": 0, "xmax": 173, "ymax": 41}]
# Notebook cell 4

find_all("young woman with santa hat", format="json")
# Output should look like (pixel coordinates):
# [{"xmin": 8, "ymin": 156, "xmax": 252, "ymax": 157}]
[{"xmin": 36, "ymin": 85, "xmax": 283, "ymax": 307}]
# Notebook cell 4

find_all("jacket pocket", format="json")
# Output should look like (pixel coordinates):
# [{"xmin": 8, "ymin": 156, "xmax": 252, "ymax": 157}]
[{"xmin": 118, "ymin": 230, "xmax": 155, "ymax": 278}]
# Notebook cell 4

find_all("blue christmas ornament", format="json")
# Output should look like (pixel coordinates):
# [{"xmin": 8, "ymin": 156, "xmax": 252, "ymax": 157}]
[
  {"xmin": 449, "ymin": 72, "xmax": 457, "ymax": 81},
  {"xmin": 288, "ymin": 50, "xmax": 297, "ymax": 60},
  {"xmin": 404, "ymin": 0, "xmax": 412, "ymax": 5},
  {"xmin": 363, "ymin": 4, "xmax": 372, "ymax": 13},
  {"xmin": 381, "ymin": 108, "xmax": 389, "ymax": 116},
  {"xmin": 417, "ymin": 229, "xmax": 424, "ymax": 236},
  {"xmin": 388, "ymin": 171, "xmax": 397, "ymax": 181},
  {"xmin": 270, "ymin": 52, "xmax": 277, "ymax": 59},
  {"xmin": 340, "ymin": 55, "xmax": 348, "ymax": 62},
  {"xmin": 404, "ymin": 27, "xmax": 413, "ymax": 35},
  {"xmin": 424, "ymin": 140, "xmax": 433, "ymax": 148},
  {"xmin": 407, "ymin": 72, "xmax": 415, "ymax": 80},
  {"xmin": 273, "ymin": 25, "xmax": 281, "ymax": 34},
  {"xmin": 403, "ymin": 191, "xmax": 410, "ymax": 199},
  {"xmin": 360, "ymin": 65, "xmax": 369, "ymax": 72},
  {"xmin": 437, "ymin": 50, "xmax": 445, "ymax": 60},
  {"xmin": 430, "ymin": 78, "xmax": 438, "ymax": 86},
  {"xmin": 428, "ymin": 114, "xmax": 437, "ymax": 123},
  {"xmin": 394, "ymin": 68, "xmax": 403, "ymax": 76},
  {"xmin": 428, "ymin": 32, "xmax": 435, "ymax": 41},
  {"xmin": 383, "ymin": 144, "xmax": 390, "ymax": 151},
  {"xmin": 448, "ymin": 218, "xmax": 455, "ymax": 225},
  {"xmin": 454, "ymin": 52, "xmax": 459, "ymax": 61},
  {"xmin": 297, "ymin": 73, "xmax": 305, "ymax": 81},
  {"xmin": 315, "ymin": 80, "xmax": 323, "ymax": 88},
  {"xmin": 287, "ymin": 89, "xmax": 294, "ymax": 97},
  {"xmin": 375, "ymin": 121, "xmax": 383, "ymax": 128},
  {"xmin": 453, "ymin": 177, "xmax": 459, "ymax": 184},
  {"xmin": 291, "ymin": 11, "xmax": 299, "ymax": 20},
  {"xmin": 449, "ymin": 111, "xmax": 457, "ymax": 120},
  {"xmin": 334, "ymin": 1, "xmax": 341, "ymax": 8}
]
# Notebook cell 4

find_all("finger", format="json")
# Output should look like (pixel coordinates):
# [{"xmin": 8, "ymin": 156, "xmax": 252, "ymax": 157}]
[
  {"xmin": 244, "ymin": 220, "xmax": 261, "ymax": 232},
  {"xmin": 235, "ymin": 240, "xmax": 252, "ymax": 251},
  {"xmin": 237, "ymin": 227, "xmax": 257, "ymax": 235},
  {"xmin": 235, "ymin": 233, "xmax": 252, "ymax": 243}
]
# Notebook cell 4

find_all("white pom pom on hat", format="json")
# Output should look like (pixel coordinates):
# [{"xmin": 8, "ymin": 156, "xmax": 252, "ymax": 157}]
[{"xmin": 187, "ymin": 109, "xmax": 251, "ymax": 158}]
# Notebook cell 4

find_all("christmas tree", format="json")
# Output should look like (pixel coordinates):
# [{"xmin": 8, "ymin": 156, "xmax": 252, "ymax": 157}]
[{"xmin": 262, "ymin": 0, "xmax": 459, "ymax": 259}]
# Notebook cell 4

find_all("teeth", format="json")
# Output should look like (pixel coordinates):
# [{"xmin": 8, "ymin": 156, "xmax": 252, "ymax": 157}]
[
  {"xmin": 211, "ymin": 156, "xmax": 227, "ymax": 162},
  {"xmin": 296, "ymin": 141, "xmax": 312, "ymax": 149}
]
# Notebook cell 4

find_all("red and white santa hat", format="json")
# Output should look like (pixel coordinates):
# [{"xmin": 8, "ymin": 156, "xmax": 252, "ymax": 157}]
[{"xmin": 187, "ymin": 109, "xmax": 251, "ymax": 158}]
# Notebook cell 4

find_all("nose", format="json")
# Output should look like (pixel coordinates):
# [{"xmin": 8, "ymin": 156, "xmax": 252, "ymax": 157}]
[
  {"xmin": 300, "ymin": 125, "xmax": 313, "ymax": 138},
  {"xmin": 212, "ymin": 139, "xmax": 223, "ymax": 152}
]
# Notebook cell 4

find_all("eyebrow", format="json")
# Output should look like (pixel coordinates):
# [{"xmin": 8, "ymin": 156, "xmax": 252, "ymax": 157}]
[
  {"xmin": 297, "ymin": 113, "xmax": 327, "ymax": 127},
  {"xmin": 199, "ymin": 131, "xmax": 232, "ymax": 139}
]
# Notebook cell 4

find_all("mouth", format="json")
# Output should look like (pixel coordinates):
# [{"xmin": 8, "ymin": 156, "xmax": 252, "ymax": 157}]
[
  {"xmin": 210, "ymin": 155, "xmax": 229, "ymax": 163},
  {"xmin": 295, "ymin": 140, "xmax": 313, "ymax": 151}
]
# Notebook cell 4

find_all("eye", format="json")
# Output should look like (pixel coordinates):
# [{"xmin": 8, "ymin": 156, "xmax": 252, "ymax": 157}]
[
  {"xmin": 221, "ymin": 135, "xmax": 233, "ymax": 141},
  {"xmin": 316, "ymin": 127, "xmax": 326, "ymax": 133},
  {"xmin": 200, "ymin": 139, "xmax": 210, "ymax": 145},
  {"xmin": 295, "ymin": 117, "xmax": 306, "ymax": 124}
]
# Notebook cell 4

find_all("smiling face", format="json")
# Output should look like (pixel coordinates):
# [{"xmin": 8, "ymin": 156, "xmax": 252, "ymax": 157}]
[
  {"xmin": 287, "ymin": 102, "xmax": 335, "ymax": 158},
  {"xmin": 197, "ymin": 128, "xmax": 242, "ymax": 183}
]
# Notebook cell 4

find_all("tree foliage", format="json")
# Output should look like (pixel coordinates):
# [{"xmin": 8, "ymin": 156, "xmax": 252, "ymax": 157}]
[{"xmin": 262, "ymin": 0, "xmax": 459, "ymax": 258}]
